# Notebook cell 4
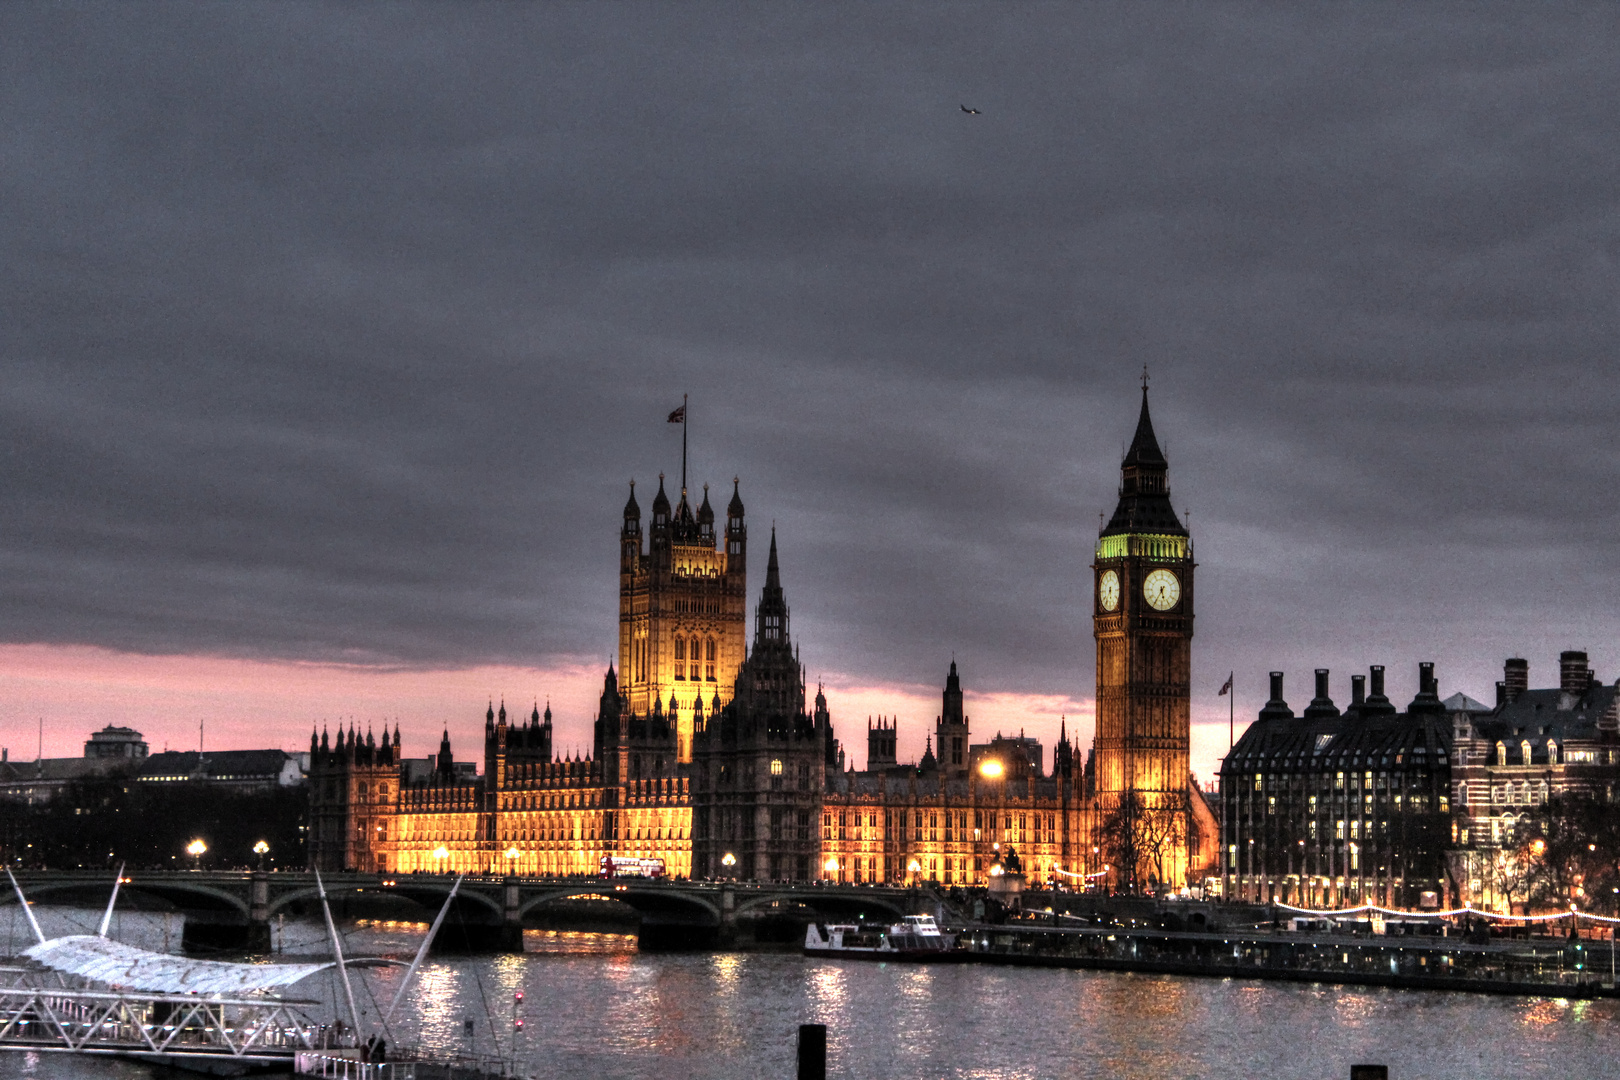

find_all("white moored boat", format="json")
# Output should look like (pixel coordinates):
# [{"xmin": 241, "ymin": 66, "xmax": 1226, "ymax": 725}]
[{"xmin": 804, "ymin": 915, "xmax": 959, "ymax": 962}]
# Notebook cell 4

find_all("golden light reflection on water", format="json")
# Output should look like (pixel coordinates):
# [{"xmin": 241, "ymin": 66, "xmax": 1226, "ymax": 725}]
[
  {"xmin": 522, "ymin": 929, "xmax": 638, "ymax": 955},
  {"xmin": 711, "ymin": 951, "xmax": 744, "ymax": 995},
  {"xmin": 1520, "ymin": 998, "xmax": 1570, "ymax": 1029}
]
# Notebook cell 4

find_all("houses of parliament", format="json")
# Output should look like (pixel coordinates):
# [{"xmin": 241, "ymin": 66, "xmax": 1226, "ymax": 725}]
[{"xmin": 308, "ymin": 392, "xmax": 1221, "ymax": 889}]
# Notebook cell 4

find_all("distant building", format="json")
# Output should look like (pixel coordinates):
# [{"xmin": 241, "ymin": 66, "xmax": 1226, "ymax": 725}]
[
  {"xmin": 0, "ymin": 755, "xmax": 114, "ymax": 806},
  {"xmin": 1449, "ymin": 651, "xmax": 1620, "ymax": 911},
  {"xmin": 0, "ymin": 727, "xmax": 304, "ymax": 806},
  {"xmin": 84, "ymin": 726, "xmax": 149, "ymax": 761},
  {"xmin": 1219, "ymin": 664, "xmax": 1454, "ymax": 909},
  {"xmin": 136, "ymin": 749, "xmax": 306, "ymax": 791}
]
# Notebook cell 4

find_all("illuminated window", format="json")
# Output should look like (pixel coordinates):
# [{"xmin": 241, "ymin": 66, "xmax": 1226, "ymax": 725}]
[
  {"xmin": 705, "ymin": 639, "xmax": 716, "ymax": 681},
  {"xmin": 770, "ymin": 759, "xmax": 783, "ymax": 775},
  {"xmin": 674, "ymin": 637, "xmax": 685, "ymax": 679}
]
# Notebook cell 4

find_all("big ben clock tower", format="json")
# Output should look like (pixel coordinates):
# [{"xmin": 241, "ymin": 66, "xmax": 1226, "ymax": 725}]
[{"xmin": 1092, "ymin": 384, "xmax": 1195, "ymax": 886}]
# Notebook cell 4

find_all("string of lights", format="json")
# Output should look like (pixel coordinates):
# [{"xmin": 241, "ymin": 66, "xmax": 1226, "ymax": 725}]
[{"xmin": 1273, "ymin": 900, "xmax": 1620, "ymax": 925}]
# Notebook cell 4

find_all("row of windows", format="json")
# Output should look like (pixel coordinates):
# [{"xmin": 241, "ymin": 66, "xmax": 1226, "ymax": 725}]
[
  {"xmin": 673, "ymin": 635, "xmax": 717, "ymax": 682},
  {"xmin": 821, "ymin": 810, "xmax": 1060, "ymax": 843},
  {"xmin": 1248, "ymin": 770, "xmax": 1435, "ymax": 793}
]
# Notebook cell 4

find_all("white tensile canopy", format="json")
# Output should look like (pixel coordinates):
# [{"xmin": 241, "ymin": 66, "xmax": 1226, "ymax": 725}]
[{"xmin": 24, "ymin": 935, "xmax": 333, "ymax": 996}]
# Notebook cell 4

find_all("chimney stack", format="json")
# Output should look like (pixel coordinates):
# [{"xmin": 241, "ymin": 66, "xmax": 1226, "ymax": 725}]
[
  {"xmin": 1259, "ymin": 672, "xmax": 1293, "ymax": 721},
  {"xmin": 1560, "ymin": 651, "xmax": 1589, "ymax": 694},
  {"xmin": 1304, "ymin": 669, "xmax": 1340, "ymax": 719},
  {"xmin": 1504, "ymin": 658, "xmax": 1529, "ymax": 704},
  {"xmin": 1350, "ymin": 674, "xmax": 1366, "ymax": 707},
  {"xmin": 1495, "ymin": 681, "xmax": 1506, "ymax": 708}
]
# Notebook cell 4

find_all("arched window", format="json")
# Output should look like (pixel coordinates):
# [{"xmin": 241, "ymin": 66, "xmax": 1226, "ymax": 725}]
[
  {"xmin": 705, "ymin": 638, "xmax": 716, "ymax": 681},
  {"xmin": 1521, "ymin": 740, "xmax": 1533, "ymax": 765},
  {"xmin": 674, "ymin": 636, "xmax": 686, "ymax": 679}
]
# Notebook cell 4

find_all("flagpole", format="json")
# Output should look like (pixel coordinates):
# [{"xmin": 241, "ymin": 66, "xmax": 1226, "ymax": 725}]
[
  {"xmin": 681, "ymin": 393, "xmax": 688, "ymax": 494},
  {"xmin": 1229, "ymin": 671, "xmax": 1235, "ymax": 751}
]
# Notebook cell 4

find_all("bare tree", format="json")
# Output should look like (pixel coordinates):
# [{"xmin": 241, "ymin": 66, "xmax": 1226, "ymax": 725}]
[{"xmin": 1096, "ymin": 789, "xmax": 1189, "ymax": 892}]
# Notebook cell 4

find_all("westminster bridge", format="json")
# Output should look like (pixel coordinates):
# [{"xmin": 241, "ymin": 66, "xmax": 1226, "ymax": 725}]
[{"xmin": 0, "ymin": 870, "xmax": 935, "ymax": 951}]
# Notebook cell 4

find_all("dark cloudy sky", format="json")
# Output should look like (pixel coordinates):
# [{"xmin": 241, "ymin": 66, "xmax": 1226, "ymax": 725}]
[{"xmin": 3, "ymin": 5, "xmax": 1618, "ymax": 771}]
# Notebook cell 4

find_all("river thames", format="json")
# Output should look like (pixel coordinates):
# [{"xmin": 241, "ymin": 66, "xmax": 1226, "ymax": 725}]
[{"xmin": 6, "ymin": 910, "xmax": 1617, "ymax": 1079}]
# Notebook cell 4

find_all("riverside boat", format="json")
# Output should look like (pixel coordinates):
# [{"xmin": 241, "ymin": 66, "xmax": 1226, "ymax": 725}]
[{"xmin": 804, "ymin": 915, "xmax": 959, "ymax": 961}]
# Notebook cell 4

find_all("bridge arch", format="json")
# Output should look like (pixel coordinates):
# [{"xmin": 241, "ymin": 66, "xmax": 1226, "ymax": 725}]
[
  {"xmin": 734, "ymin": 891, "xmax": 909, "ymax": 922},
  {"xmin": 1, "ymin": 880, "xmax": 251, "ymax": 920},
  {"xmin": 266, "ymin": 882, "xmax": 504, "ymax": 921},
  {"xmin": 518, "ymin": 887, "xmax": 721, "ymax": 923}
]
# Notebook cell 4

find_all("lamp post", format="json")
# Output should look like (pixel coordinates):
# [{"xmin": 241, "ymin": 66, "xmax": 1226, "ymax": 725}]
[
  {"xmin": 433, "ymin": 845, "xmax": 450, "ymax": 875},
  {"xmin": 721, "ymin": 852, "xmax": 736, "ymax": 880},
  {"xmin": 823, "ymin": 857, "xmax": 839, "ymax": 883},
  {"xmin": 253, "ymin": 840, "xmax": 270, "ymax": 872},
  {"xmin": 907, "ymin": 858, "xmax": 921, "ymax": 886},
  {"xmin": 186, "ymin": 838, "xmax": 207, "ymax": 871},
  {"xmin": 505, "ymin": 846, "xmax": 521, "ymax": 877}
]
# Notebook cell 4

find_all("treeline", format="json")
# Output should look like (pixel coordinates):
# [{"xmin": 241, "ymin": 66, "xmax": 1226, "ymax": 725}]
[{"xmin": 0, "ymin": 775, "xmax": 306, "ymax": 870}]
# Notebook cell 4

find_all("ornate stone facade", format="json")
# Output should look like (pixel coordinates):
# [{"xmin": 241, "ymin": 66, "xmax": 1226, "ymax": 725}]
[{"xmin": 309, "ymin": 393, "xmax": 1220, "ymax": 889}]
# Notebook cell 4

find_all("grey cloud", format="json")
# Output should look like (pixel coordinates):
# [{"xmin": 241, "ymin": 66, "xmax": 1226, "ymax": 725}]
[{"xmin": 3, "ymin": 4, "xmax": 1619, "ymax": 716}]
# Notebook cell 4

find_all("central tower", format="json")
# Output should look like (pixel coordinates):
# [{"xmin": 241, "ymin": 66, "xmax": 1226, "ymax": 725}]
[
  {"xmin": 620, "ymin": 475, "xmax": 748, "ymax": 762},
  {"xmin": 1091, "ymin": 387, "xmax": 1195, "ymax": 885}
]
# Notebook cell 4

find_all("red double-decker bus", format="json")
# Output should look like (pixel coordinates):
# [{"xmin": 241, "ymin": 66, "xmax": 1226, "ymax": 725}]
[{"xmin": 599, "ymin": 856, "xmax": 665, "ymax": 879}]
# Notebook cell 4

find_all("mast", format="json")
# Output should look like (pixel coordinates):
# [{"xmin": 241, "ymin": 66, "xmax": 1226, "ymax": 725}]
[
  {"xmin": 314, "ymin": 868, "xmax": 365, "ymax": 1039},
  {"xmin": 98, "ymin": 862, "xmax": 125, "ymax": 937},
  {"xmin": 5, "ymin": 868, "xmax": 46, "ymax": 945},
  {"xmin": 383, "ymin": 874, "xmax": 464, "ymax": 1025},
  {"xmin": 681, "ymin": 392, "xmax": 689, "ymax": 493}
]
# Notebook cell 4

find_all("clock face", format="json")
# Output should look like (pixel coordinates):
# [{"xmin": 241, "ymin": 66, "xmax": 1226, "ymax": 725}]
[
  {"xmin": 1098, "ymin": 569, "xmax": 1120, "ymax": 612},
  {"xmin": 1142, "ymin": 568, "xmax": 1181, "ymax": 611}
]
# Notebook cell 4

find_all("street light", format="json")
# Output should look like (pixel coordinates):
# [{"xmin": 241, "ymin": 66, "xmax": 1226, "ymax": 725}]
[
  {"xmin": 433, "ymin": 845, "xmax": 450, "ymax": 874},
  {"xmin": 721, "ymin": 852, "xmax": 736, "ymax": 879},
  {"xmin": 979, "ymin": 759, "xmax": 1003, "ymax": 779},
  {"xmin": 186, "ymin": 838, "xmax": 207, "ymax": 870},
  {"xmin": 505, "ymin": 847, "xmax": 521, "ymax": 876},
  {"xmin": 253, "ymin": 840, "xmax": 270, "ymax": 871}
]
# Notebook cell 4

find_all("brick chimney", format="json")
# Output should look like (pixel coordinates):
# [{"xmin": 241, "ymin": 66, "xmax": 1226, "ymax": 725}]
[
  {"xmin": 1503, "ymin": 658, "xmax": 1528, "ymax": 704},
  {"xmin": 1560, "ymin": 651, "xmax": 1589, "ymax": 694}
]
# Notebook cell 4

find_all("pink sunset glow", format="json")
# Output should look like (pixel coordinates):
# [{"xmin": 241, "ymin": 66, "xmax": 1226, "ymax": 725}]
[{"xmin": 0, "ymin": 644, "xmax": 1233, "ymax": 781}]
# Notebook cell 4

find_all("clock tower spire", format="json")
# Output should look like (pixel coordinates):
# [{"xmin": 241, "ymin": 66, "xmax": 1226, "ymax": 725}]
[{"xmin": 1092, "ymin": 384, "xmax": 1195, "ymax": 889}]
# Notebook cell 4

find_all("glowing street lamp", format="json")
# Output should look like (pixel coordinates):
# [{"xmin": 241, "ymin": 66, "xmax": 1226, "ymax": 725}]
[
  {"xmin": 823, "ymin": 857, "xmax": 840, "ymax": 880},
  {"xmin": 978, "ymin": 759, "xmax": 1004, "ymax": 780},
  {"xmin": 186, "ymin": 838, "xmax": 207, "ymax": 871},
  {"xmin": 253, "ymin": 840, "xmax": 270, "ymax": 871},
  {"xmin": 721, "ymin": 852, "xmax": 737, "ymax": 878},
  {"xmin": 505, "ymin": 847, "xmax": 522, "ymax": 876},
  {"xmin": 433, "ymin": 845, "xmax": 450, "ymax": 874}
]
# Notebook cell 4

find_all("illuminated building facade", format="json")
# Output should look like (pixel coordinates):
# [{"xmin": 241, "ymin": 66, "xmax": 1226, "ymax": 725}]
[
  {"xmin": 312, "ymin": 395, "xmax": 1224, "ymax": 888},
  {"xmin": 691, "ymin": 532, "xmax": 835, "ymax": 881},
  {"xmin": 1091, "ymin": 387, "xmax": 1200, "ymax": 888},
  {"xmin": 619, "ymin": 476, "xmax": 749, "ymax": 762}
]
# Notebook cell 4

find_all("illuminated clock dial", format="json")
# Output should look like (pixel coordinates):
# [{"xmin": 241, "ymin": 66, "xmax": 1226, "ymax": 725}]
[
  {"xmin": 1098, "ymin": 569, "xmax": 1120, "ymax": 612},
  {"xmin": 1142, "ymin": 568, "xmax": 1181, "ymax": 611}
]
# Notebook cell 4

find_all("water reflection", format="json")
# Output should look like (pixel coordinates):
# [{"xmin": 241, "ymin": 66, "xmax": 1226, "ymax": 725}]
[{"xmin": 10, "ymin": 907, "xmax": 1620, "ymax": 1080}]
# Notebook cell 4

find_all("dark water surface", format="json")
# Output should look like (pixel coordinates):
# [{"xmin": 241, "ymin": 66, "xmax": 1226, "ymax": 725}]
[{"xmin": 5, "ymin": 908, "xmax": 1616, "ymax": 1079}]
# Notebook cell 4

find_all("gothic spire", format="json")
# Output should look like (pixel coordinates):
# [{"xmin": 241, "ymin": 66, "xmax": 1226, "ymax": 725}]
[
  {"xmin": 1122, "ymin": 384, "xmax": 1167, "ymax": 468},
  {"xmin": 1103, "ymin": 383, "xmax": 1185, "ymax": 537}
]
